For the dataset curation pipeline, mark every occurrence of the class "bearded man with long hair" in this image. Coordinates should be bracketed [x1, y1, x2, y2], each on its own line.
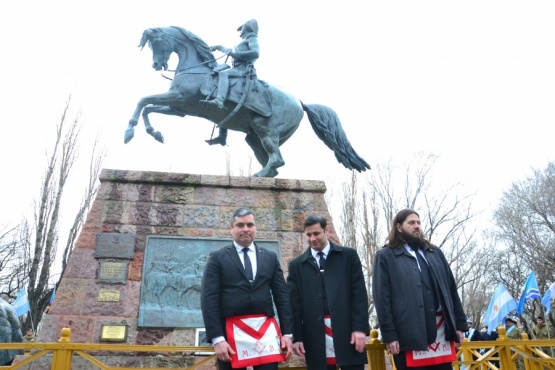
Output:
[372, 209, 467, 370]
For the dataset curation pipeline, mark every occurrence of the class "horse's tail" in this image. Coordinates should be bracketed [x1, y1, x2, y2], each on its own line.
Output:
[301, 102, 371, 172]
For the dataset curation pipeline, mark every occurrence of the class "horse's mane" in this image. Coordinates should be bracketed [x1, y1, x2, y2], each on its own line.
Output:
[169, 26, 216, 67]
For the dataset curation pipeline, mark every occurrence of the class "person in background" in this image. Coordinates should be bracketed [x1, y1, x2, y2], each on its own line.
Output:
[505, 316, 523, 339]
[373, 209, 467, 370]
[464, 318, 482, 361]
[465, 319, 482, 341]
[532, 316, 551, 340]
[22, 329, 35, 356]
[287, 214, 369, 370]
[480, 325, 489, 340]
[22, 329, 35, 342]
[532, 316, 553, 357]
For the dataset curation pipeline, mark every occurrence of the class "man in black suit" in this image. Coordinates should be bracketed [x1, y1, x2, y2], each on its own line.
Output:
[201, 207, 293, 370]
[287, 214, 369, 370]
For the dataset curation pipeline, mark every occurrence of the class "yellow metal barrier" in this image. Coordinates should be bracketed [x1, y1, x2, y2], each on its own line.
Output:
[366, 329, 388, 370]
[0, 327, 552, 370]
[365, 327, 555, 370]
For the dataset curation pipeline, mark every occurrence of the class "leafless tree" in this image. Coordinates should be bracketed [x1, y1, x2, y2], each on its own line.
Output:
[0, 223, 32, 299]
[333, 153, 489, 326]
[1, 96, 105, 332]
[491, 161, 555, 323]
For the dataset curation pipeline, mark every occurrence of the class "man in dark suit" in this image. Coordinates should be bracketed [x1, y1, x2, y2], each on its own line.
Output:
[201, 207, 293, 370]
[287, 214, 369, 370]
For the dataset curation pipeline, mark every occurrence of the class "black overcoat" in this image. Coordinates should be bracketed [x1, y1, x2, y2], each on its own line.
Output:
[287, 243, 369, 368]
[372, 244, 468, 352]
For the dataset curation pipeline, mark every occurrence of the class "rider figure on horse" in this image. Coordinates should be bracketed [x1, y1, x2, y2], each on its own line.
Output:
[201, 19, 260, 146]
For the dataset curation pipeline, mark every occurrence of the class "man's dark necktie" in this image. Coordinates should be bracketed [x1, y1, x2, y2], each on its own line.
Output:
[412, 246, 439, 344]
[242, 247, 254, 281]
[317, 251, 326, 270]
[317, 251, 329, 314]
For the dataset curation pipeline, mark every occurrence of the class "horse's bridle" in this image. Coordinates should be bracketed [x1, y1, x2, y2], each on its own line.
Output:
[153, 29, 228, 81]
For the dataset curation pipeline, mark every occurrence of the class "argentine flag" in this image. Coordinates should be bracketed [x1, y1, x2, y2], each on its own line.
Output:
[516, 271, 541, 314]
[541, 282, 555, 314]
[12, 287, 30, 317]
[484, 284, 517, 334]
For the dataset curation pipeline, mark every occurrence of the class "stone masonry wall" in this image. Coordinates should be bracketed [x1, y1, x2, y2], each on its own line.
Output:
[33, 169, 338, 368]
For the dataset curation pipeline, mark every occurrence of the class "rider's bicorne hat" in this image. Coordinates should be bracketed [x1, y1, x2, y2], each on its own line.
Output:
[238, 19, 258, 35]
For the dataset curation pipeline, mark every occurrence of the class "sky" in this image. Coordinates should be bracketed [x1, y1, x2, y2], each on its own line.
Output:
[1, 1, 554, 230]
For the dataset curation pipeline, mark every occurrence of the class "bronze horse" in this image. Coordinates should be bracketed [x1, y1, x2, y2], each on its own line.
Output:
[125, 26, 370, 177]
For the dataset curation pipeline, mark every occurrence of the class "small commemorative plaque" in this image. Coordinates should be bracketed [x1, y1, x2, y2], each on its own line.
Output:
[97, 260, 129, 284]
[98, 289, 121, 302]
[95, 233, 135, 259]
[100, 325, 128, 342]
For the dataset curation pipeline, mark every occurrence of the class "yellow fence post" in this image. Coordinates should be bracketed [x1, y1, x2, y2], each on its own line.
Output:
[50, 327, 73, 370]
[520, 332, 539, 370]
[366, 329, 387, 370]
[497, 326, 517, 370]
[461, 337, 473, 369]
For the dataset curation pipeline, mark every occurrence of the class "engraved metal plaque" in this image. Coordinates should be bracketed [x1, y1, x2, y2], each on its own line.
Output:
[96, 260, 129, 284]
[95, 233, 135, 259]
[138, 236, 282, 328]
[100, 325, 127, 342]
[98, 289, 121, 302]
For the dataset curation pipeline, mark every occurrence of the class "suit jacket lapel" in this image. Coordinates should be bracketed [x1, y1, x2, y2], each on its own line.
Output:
[300, 247, 319, 272]
[227, 245, 250, 281]
[254, 243, 266, 283]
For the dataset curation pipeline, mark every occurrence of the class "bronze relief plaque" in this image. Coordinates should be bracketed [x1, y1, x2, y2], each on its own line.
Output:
[138, 236, 281, 328]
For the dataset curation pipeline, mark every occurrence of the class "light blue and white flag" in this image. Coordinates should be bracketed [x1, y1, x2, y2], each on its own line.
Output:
[516, 271, 540, 314]
[49, 286, 56, 305]
[541, 282, 555, 314]
[485, 283, 517, 334]
[12, 287, 30, 317]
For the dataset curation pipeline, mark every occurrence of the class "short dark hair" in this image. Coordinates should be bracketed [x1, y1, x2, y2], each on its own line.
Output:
[303, 214, 327, 229]
[230, 208, 255, 225]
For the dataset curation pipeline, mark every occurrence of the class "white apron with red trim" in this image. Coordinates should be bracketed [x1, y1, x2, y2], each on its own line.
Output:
[324, 315, 337, 365]
[225, 314, 285, 369]
[406, 313, 457, 367]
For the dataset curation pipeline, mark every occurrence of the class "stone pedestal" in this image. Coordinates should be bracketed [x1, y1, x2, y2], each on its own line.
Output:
[35, 169, 338, 368]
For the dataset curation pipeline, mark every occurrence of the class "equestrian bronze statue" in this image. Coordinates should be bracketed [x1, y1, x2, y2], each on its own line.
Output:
[124, 24, 370, 178]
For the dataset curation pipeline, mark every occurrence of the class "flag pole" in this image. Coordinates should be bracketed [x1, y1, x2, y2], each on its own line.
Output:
[28, 307, 35, 334]
[540, 306, 554, 357]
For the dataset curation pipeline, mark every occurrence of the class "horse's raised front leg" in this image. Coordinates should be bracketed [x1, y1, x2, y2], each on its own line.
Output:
[142, 105, 186, 143]
[124, 90, 184, 144]
[125, 97, 148, 144]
